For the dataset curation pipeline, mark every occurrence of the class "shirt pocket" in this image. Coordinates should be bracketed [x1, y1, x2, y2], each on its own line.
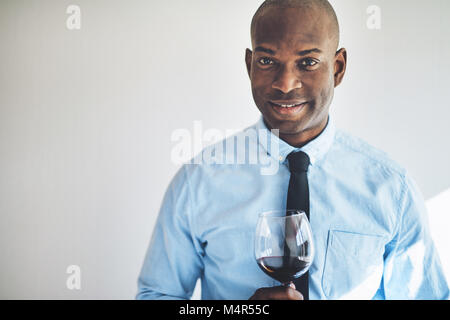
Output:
[322, 230, 385, 299]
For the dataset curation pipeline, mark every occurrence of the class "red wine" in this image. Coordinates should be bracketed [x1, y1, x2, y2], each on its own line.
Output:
[257, 256, 310, 284]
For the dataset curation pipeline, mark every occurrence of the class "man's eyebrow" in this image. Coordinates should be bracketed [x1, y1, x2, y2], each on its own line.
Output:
[297, 48, 323, 55]
[254, 46, 276, 55]
[254, 46, 323, 56]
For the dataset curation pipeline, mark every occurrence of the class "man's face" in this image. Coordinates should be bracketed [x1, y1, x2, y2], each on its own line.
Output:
[246, 6, 346, 145]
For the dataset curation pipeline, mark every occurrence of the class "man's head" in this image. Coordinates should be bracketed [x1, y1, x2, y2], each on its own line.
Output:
[246, 0, 347, 147]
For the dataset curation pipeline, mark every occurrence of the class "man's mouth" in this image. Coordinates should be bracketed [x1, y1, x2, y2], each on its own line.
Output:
[269, 101, 307, 115]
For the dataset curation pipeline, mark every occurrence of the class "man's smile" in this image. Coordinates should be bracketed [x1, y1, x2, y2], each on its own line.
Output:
[269, 101, 308, 116]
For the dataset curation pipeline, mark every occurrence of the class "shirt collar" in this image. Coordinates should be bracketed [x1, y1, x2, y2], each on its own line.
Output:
[254, 115, 336, 166]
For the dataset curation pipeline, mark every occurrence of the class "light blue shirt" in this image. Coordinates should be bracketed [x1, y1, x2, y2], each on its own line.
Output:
[137, 116, 449, 300]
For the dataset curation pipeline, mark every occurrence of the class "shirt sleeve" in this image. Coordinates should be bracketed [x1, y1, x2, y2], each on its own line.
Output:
[381, 173, 449, 299]
[136, 165, 204, 300]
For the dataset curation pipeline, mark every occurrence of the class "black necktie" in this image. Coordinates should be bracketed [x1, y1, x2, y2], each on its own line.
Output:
[286, 151, 310, 300]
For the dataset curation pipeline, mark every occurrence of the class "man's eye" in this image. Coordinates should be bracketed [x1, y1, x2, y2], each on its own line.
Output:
[258, 57, 274, 66]
[300, 58, 318, 67]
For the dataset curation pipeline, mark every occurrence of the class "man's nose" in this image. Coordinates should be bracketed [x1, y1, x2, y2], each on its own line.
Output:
[271, 66, 302, 94]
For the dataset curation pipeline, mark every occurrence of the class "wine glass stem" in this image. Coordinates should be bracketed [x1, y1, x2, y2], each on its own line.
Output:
[283, 281, 294, 288]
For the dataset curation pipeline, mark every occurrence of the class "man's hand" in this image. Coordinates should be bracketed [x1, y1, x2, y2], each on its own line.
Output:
[249, 283, 304, 300]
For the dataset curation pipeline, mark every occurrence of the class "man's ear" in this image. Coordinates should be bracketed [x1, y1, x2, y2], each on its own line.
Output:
[245, 48, 253, 79]
[334, 48, 347, 88]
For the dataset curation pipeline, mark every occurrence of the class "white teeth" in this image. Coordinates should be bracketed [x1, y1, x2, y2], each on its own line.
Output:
[275, 103, 301, 108]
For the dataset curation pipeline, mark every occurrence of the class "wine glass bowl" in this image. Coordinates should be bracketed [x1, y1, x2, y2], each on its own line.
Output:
[255, 210, 314, 286]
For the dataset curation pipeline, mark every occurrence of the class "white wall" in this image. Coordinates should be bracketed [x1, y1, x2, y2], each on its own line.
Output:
[0, 0, 449, 299]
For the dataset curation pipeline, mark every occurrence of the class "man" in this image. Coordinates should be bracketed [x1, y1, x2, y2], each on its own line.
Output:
[136, 0, 449, 300]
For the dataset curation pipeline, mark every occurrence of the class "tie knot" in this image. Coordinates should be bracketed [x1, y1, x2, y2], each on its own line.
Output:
[287, 151, 310, 173]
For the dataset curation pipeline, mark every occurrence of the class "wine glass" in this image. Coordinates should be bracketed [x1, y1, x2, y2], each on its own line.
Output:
[255, 209, 314, 287]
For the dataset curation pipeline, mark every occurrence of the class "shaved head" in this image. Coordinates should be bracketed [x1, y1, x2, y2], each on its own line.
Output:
[251, 0, 340, 51]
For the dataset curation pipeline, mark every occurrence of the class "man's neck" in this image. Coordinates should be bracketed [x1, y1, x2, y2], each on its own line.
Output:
[270, 117, 329, 148]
